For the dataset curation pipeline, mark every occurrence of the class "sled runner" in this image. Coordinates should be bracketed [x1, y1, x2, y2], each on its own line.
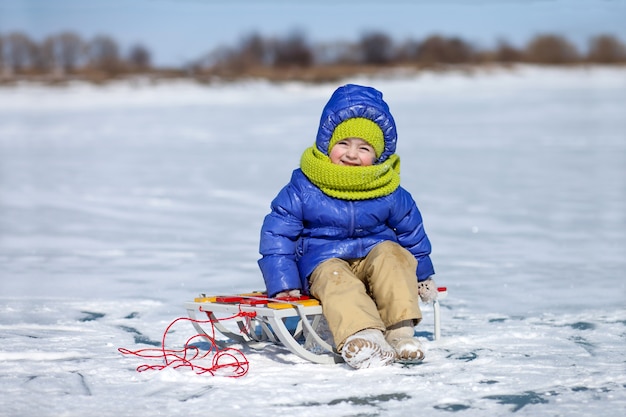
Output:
[184, 287, 448, 365]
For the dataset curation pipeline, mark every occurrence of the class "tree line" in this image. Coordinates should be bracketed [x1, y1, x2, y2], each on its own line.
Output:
[0, 32, 150, 79]
[1, 30, 625, 83]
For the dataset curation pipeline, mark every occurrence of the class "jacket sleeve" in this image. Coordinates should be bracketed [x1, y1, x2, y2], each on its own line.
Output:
[388, 188, 435, 281]
[258, 180, 305, 297]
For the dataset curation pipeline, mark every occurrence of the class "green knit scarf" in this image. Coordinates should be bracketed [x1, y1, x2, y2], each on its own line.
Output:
[300, 146, 401, 200]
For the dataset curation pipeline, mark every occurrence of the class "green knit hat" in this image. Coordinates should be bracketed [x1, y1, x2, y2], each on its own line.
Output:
[329, 117, 385, 158]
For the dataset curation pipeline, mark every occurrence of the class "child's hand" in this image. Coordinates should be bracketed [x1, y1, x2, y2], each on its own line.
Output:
[418, 278, 438, 303]
[274, 289, 302, 298]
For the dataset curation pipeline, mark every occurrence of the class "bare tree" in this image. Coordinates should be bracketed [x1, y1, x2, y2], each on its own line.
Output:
[203, 32, 271, 75]
[493, 39, 523, 63]
[87, 35, 121, 74]
[239, 32, 269, 67]
[315, 41, 360, 65]
[272, 31, 312, 68]
[587, 34, 626, 63]
[0, 35, 4, 72]
[395, 39, 421, 63]
[525, 34, 580, 64]
[359, 32, 394, 65]
[4, 32, 38, 72]
[41, 32, 85, 74]
[205, 46, 239, 73]
[128, 44, 152, 70]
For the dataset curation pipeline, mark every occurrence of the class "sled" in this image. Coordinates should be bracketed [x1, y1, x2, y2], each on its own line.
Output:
[184, 287, 448, 365]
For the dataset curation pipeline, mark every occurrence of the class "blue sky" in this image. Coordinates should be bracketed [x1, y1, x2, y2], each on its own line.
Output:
[1, 0, 625, 67]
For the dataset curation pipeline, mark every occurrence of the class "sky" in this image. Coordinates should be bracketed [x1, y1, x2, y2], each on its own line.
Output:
[1, 0, 625, 67]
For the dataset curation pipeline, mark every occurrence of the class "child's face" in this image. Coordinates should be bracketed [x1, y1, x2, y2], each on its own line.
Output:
[329, 137, 376, 167]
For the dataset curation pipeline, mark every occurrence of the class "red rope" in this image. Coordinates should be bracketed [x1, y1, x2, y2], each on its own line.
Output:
[118, 312, 250, 378]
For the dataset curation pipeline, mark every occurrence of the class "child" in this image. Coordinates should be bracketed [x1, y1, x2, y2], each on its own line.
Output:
[258, 84, 438, 369]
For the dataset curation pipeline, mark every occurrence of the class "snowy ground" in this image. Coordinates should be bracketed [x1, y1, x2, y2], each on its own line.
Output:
[1, 66, 625, 416]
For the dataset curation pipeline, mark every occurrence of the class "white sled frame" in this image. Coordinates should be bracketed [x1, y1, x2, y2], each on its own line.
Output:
[184, 288, 447, 365]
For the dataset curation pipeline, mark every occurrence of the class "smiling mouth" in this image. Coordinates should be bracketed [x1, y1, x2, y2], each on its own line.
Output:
[340, 160, 360, 166]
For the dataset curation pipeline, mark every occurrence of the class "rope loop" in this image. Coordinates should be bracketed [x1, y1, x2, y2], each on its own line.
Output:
[118, 311, 250, 377]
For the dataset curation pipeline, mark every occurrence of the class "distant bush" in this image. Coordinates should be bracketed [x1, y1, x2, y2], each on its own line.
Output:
[587, 34, 626, 63]
[524, 34, 580, 64]
[414, 35, 475, 65]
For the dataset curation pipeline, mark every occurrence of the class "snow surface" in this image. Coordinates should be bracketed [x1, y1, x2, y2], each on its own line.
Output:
[1, 66, 625, 416]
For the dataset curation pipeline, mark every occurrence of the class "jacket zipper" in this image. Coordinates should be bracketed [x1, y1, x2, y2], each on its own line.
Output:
[348, 201, 355, 237]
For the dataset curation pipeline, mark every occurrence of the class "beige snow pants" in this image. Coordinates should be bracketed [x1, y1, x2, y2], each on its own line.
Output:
[309, 240, 422, 351]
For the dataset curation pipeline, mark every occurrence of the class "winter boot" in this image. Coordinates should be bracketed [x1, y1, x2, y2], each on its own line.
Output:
[341, 329, 396, 369]
[385, 320, 425, 362]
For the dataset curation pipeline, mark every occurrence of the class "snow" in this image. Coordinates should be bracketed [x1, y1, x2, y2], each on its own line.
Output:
[1, 66, 625, 416]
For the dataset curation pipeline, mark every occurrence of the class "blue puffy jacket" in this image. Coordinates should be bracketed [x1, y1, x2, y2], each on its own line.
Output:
[258, 84, 434, 297]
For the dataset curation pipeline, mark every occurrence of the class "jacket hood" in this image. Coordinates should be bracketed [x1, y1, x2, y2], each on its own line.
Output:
[315, 84, 397, 164]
